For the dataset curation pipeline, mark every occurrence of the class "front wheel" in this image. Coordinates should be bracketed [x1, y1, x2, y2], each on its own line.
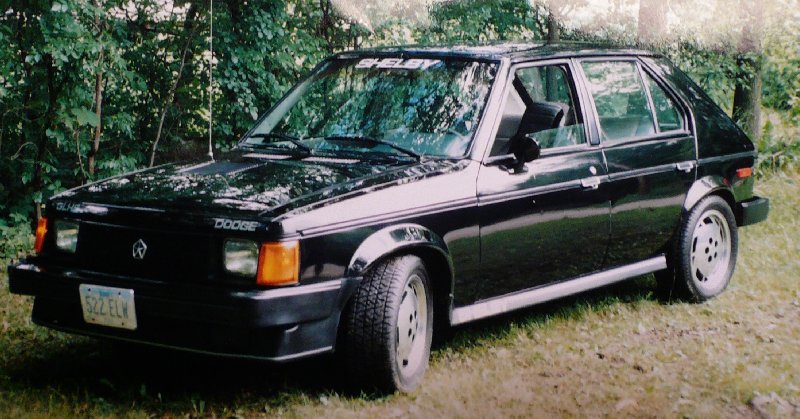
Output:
[658, 195, 738, 302]
[339, 255, 433, 392]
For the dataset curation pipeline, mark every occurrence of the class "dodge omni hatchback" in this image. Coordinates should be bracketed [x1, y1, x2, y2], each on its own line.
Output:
[9, 43, 769, 392]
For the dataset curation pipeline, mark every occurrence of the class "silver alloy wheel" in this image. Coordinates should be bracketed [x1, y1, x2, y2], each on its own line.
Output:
[396, 273, 428, 375]
[689, 209, 732, 293]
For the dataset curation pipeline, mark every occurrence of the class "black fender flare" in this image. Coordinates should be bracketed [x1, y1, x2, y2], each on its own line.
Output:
[683, 175, 735, 212]
[346, 224, 454, 279]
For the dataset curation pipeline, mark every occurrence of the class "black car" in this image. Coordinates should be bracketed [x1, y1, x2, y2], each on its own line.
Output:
[8, 43, 769, 392]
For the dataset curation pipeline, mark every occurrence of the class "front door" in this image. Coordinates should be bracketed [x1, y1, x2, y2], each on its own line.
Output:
[467, 61, 611, 304]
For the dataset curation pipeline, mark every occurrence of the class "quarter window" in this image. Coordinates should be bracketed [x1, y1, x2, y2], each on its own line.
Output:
[644, 73, 685, 132]
[581, 61, 655, 141]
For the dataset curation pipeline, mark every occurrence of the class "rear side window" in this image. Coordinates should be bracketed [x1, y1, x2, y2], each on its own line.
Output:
[581, 61, 655, 141]
[644, 73, 685, 132]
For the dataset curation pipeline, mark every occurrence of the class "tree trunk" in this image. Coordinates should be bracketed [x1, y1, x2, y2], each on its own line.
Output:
[148, 5, 198, 167]
[547, 9, 559, 42]
[319, 0, 334, 53]
[731, 2, 763, 140]
[637, 0, 667, 45]
[87, 47, 104, 176]
[87, 0, 105, 176]
[32, 54, 59, 221]
[732, 56, 762, 140]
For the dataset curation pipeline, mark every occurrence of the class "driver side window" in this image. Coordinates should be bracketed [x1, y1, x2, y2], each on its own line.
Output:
[490, 64, 586, 156]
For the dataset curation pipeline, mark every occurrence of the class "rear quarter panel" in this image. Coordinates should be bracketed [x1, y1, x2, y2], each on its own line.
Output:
[641, 57, 757, 204]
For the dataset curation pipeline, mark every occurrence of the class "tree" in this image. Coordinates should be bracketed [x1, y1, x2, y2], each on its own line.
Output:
[148, 3, 199, 167]
[547, 7, 559, 42]
[0, 0, 797, 237]
[731, 1, 763, 140]
[637, 0, 668, 45]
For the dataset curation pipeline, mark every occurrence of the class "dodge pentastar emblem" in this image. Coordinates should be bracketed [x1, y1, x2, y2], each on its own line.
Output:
[132, 239, 147, 260]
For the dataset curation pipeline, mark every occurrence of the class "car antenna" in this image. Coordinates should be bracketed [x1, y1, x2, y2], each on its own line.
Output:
[207, 0, 215, 161]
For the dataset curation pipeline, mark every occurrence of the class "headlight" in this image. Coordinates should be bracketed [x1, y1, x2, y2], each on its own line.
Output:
[223, 239, 258, 277]
[55, 220, 79, 253]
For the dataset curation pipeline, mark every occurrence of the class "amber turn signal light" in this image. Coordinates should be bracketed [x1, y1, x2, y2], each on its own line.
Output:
[736, 167, 753, 179]
[34, 217, 48, 254]
[256, 241, 300, 286]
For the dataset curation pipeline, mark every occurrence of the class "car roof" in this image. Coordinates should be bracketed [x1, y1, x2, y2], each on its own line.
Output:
[336, 42, 660, 63]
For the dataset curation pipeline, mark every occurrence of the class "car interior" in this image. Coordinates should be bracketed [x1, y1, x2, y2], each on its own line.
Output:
[490, 65, 584, 157]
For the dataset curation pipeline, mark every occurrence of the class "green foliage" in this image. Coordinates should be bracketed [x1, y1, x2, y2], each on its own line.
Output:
[756, 121, 800, 175]
[660, 40, 740, 112]
[0, 219, 33, 263]
[0, 0, 797, 239]
[762, 32, 800, 112]
[417, 0, 547, 44]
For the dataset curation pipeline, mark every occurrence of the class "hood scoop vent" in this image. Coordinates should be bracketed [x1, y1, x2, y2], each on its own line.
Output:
[304, 156, 360, 164]
[178, 161, 266, 176]
[242, 153, 292, 160]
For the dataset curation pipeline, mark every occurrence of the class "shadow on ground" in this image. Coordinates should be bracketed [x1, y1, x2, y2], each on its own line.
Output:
[2, 275, 657, 411]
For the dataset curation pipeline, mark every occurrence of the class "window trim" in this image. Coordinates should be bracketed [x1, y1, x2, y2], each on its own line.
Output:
[636, 61, 661, 133]
[481, 58, 592, 163]
[240, 55, 504, 160]
[638, 60, 691, 134]
[577, 57, 660, 144]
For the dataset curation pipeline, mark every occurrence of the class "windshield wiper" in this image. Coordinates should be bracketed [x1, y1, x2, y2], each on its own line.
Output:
[243, 132, 313, 156]
[322, 135, 421, 161]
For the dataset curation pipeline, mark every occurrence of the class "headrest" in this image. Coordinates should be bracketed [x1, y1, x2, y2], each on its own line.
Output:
[517, 102, 569, 136]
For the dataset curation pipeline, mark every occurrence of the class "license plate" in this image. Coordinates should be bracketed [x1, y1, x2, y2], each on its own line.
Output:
[79, 284, 137, 330]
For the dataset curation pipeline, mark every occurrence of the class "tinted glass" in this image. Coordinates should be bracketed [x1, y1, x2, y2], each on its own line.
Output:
[582, 61, 655, 141]
[490, 64, 584, 155]
[516, 65, 584, 149]
[249, 58, 497, 157]
[644, 73, 684, 132]
[517, 66, 572, 104]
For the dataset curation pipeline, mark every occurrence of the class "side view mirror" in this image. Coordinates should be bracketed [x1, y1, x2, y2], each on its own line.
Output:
[508, 134, 541, 174]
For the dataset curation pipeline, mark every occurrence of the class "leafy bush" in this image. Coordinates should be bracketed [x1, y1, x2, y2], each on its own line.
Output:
[756, 121, 800, 176]
[0, 218, 33, 265]
[0, 0, 797, 232]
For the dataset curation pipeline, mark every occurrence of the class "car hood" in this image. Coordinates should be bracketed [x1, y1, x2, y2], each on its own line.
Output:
[52, 151, 466, 219]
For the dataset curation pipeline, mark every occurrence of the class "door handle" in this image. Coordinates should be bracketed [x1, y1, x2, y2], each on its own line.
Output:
[581, 176, 601, 190]
[675, 161, 695, 173]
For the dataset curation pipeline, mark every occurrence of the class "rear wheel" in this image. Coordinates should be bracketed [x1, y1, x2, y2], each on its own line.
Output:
[658, 195, 738, 302]
[339, 255, 433, 392]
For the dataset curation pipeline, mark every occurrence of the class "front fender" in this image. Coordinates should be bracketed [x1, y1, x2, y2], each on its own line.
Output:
[346, 224, 453, 277]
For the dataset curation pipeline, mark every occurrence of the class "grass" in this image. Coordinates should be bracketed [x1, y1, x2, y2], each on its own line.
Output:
[1, 172, 799, 418]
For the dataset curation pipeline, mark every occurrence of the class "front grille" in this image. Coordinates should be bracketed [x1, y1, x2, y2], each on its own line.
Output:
[75, 222, 211, 281]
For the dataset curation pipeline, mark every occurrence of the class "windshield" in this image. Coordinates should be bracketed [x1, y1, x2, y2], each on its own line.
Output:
[243, 57, 498, 158]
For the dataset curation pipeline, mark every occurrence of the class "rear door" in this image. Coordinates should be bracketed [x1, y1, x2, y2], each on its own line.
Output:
[469, 60, 610, 303]
[577, 57, 696, 267]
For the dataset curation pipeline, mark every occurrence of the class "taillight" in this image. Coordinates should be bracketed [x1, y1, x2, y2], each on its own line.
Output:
[736, 167, 753, 179]
[34, 217, 48, 254]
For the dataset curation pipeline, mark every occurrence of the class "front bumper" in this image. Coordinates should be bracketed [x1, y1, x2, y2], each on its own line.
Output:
[8, 261, 359, 361]
[737, 196, 770, 227]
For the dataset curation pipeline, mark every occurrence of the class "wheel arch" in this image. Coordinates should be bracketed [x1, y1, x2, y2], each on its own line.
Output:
[346, 224, 455, 323]
[683, 175, 736, 214]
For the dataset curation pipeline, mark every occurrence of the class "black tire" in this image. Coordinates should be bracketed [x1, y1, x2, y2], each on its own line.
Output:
[338, 255, 433, 393]
[657, 195, 738, 302]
